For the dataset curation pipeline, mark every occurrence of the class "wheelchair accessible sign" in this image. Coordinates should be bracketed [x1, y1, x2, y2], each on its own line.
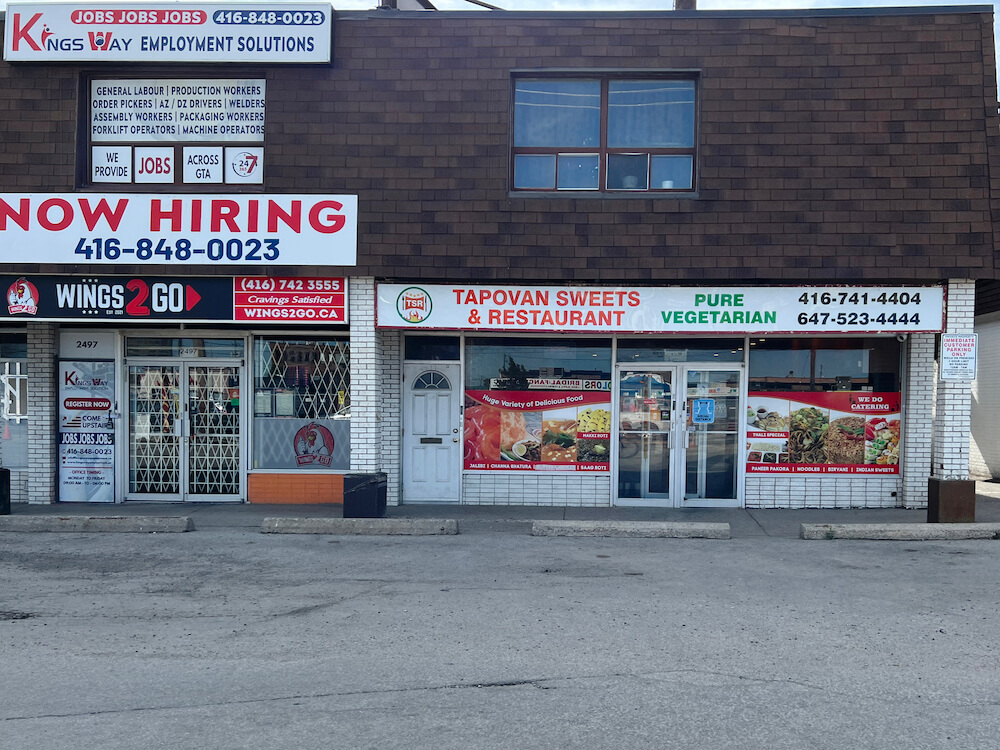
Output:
[691, 399, 716, 424]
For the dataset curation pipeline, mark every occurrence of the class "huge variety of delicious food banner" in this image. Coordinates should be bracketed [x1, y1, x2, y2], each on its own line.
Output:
[745, 391, 901, 474]
[464, 390, 612, 472]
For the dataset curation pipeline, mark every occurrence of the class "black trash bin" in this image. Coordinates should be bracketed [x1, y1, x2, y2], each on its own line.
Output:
[343, 472, 387, 518]
[0, 467, 10, 515]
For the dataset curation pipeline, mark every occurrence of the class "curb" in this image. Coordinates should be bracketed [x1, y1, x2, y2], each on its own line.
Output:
[0, 516, 194, 533]
[531, 520, 731, 539]
[800, 523, 1000, 540]
[260, 517, 459, 535]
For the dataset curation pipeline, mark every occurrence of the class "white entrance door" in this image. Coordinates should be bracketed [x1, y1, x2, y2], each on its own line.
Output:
[615, 365, 743, 508]
[126, 361, 243, 502]
[402, 362, 461, 503]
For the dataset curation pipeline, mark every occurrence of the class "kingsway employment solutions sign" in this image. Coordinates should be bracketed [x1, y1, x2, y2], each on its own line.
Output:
[3, 3, 332, 63]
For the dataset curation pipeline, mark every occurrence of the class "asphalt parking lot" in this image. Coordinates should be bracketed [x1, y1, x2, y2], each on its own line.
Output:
[3, 495, 1000, 750]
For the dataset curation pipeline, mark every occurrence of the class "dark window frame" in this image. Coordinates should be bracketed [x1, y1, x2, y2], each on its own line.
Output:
[510, 73, 699, 194]
[79, 71, 268, 193]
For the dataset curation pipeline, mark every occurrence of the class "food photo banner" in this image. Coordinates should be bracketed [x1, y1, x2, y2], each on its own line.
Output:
[377, 285, 944, 335]
[4, 3, 331, 63]
[464, 391, 612, 472]
[745, 391, 901, 475]
[0, 194, 358, 266]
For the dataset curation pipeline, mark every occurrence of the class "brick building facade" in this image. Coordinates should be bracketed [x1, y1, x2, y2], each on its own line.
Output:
[0, 5, 996, 509]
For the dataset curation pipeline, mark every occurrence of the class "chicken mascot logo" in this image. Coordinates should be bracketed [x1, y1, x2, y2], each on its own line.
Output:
[293, 422, 334, 467]
[7, 278, 38, 316]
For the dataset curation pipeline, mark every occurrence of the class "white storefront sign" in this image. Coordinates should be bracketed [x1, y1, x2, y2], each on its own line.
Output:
[377, 284, 945, 335]
[92, 146, 132, 183]
[91, 79, 265, 143]
[940, 333, 978, 380]
[182, 147, 223, 183]
[0, 193, 359, 266]
[134, 147, 175, 184]
[4, 4, 331, 63]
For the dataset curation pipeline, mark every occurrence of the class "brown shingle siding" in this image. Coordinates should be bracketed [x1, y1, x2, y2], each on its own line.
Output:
[0, 10, 997, 282]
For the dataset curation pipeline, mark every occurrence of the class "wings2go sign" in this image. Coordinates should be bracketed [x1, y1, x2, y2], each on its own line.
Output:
[3, 3, 332, 63]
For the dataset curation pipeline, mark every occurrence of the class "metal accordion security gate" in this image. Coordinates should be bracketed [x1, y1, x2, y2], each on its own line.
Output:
[125, 343, 244, 502]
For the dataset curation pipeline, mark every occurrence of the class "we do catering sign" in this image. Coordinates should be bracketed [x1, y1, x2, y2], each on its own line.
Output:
[377, 284, 945, 335]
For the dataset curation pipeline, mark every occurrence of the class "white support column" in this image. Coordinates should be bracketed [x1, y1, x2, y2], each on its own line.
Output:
[349, 277, 380, 473]
[901, 333, 935, 507]
[379, 329, 402, 505]
[932, 279, 975, 480]
[26, 322, 57, 504]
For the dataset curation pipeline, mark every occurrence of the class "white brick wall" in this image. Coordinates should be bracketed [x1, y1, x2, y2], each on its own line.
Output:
[349, 278, 380, 474]
[745, 476, 901, 509]
[901, 333, 936, 507]
[932, 279, 974, 481]
[463, 473, 611, 507]
[26, 323, 57, 504]
[971, 311, 1000, 478]
[380, 329, 402, 505]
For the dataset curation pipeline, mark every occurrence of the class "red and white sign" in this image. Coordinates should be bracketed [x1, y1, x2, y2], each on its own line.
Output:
[745, 391, 901, 475]
[377, 284, 944, 335]
[4, 4, 331, 63]
[6, 278, 38, 315]
[293, 422, 335, 467]
[464, 390, 612, 473]
[0, 194, 358, 266]
[234, 277, 347, 323]
[940, 333, 978, 381]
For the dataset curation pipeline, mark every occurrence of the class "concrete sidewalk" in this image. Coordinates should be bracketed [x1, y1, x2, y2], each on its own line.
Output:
[4, 481, 1000, 537]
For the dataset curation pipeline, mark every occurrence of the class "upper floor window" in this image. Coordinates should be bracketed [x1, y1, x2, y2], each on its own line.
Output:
[512, 76, 696, 193]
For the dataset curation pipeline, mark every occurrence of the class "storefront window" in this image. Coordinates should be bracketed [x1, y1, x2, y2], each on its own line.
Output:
[0, 332, 28, 469]
[746, 338, 902, 476]
[405, 335, 460, 361]
[464, 338, 613, 472]
[617, 338, 744, 363]
[748, 337, 900, 392]
[252, 338, 350, 470]
[126, 338, 245, 359]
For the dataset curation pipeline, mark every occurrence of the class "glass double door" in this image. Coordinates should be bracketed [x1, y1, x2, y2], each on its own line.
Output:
[127, 362, 243, 501]
[616, 366, 742, 507]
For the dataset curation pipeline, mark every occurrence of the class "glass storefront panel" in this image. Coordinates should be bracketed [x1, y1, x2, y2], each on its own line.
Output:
[0, 332, 28, 470]
[464, 337, 612, 472]
[252, 338, 351, 470]
[747, 338, 902, 475]
[126, 337, 245, 359]
[617, 337, 744, 363]
[748, 337, 900, 392]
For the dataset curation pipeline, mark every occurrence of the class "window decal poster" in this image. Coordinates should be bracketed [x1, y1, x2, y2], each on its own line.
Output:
[59, 360, 116, 502]
[464, 390, 612, 472]
[745, 391, 901, 474]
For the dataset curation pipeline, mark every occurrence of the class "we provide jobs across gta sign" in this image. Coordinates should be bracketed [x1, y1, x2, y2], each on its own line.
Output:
[3, 3, 332, 63]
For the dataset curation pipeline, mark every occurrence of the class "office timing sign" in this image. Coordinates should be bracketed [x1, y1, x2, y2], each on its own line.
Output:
[3, 3, 332, 63]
